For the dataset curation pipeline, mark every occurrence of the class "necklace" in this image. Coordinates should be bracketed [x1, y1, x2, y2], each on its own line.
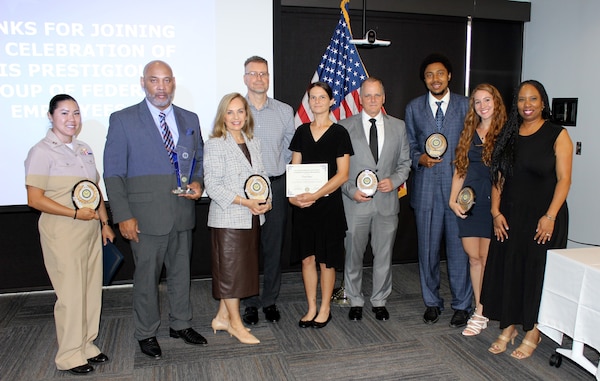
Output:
[476, 126, 488, 143]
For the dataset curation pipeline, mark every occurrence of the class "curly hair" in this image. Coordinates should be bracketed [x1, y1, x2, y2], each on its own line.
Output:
[454, 84, 507, 177]
[419, 53, 452, 80]
[490, 80, 552, 187]
[211, 93, 255, 140]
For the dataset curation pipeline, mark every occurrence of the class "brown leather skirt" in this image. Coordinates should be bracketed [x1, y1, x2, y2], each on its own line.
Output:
[210, 216, 259, 299]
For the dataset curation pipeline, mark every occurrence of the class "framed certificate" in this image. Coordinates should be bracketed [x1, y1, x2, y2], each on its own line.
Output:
[286, 163, 328, 197]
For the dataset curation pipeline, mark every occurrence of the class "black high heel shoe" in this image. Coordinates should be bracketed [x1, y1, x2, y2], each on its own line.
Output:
[312, 313, 332, 329]
[299, 314, 317, 328]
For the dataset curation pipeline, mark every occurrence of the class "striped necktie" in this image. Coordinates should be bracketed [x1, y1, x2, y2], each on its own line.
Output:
[159, 112, 175, 164]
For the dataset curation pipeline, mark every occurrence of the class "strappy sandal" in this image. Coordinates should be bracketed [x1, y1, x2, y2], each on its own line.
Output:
[462, 312, 489, 336]
[511, 337, 542, 360]
[488, 329, 518, 354]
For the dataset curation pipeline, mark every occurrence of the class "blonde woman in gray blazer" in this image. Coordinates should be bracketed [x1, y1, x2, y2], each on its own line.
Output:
[204, 93, 271, 345]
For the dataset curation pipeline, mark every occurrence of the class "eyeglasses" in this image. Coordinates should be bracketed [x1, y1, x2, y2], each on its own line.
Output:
[245, 71, 269, 78]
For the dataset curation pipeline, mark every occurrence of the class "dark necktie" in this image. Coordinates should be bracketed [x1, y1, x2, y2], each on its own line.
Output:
[435, 101, 444, 130]
[369, 118, 378, 163]
[159, 112, 175, 164]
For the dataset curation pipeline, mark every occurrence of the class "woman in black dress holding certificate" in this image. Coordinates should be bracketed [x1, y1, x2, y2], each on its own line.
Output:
[289, 81, 353, 328]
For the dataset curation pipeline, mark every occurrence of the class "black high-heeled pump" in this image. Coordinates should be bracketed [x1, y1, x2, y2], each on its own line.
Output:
[312, 313, 332, 329]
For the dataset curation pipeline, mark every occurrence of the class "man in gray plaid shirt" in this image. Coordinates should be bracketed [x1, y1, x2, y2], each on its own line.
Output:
[242, 55, 295, 325]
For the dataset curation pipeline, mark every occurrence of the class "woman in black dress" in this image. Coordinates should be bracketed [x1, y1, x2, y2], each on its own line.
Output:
[289, 82, 353, 328]
[449, 84, 506, 336]
[481, 80, 573, 359]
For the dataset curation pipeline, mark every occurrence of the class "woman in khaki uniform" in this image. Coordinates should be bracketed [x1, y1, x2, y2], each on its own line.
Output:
[24, 94, 115, 375]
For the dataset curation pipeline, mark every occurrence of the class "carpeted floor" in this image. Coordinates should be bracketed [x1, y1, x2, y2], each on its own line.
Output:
[0, 263, 597, 380]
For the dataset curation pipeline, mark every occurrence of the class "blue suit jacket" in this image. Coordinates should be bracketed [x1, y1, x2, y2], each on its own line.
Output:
[103, 100, 204, 235]
[405, 92, 469, 211]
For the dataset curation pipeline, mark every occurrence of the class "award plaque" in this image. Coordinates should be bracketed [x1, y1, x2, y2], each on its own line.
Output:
[244, 175, 270, 203]
[356, 169, 379, 197]
[457, 186, 476, 213]
[172, 146, 197, 195]
[72, 180, 101, 210]
[425, 133, 448, 159]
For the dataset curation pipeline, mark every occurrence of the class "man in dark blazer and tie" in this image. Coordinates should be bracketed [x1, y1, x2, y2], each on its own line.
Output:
[405, 54, 473, 327]
[104, 60, 207, 359]
[340, 77, 411, 321]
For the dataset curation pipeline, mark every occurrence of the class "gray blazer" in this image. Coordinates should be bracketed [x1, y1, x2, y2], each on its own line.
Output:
[103, 100, 204, 235]
[204, 131, 269, 229]
[340, 113, 411, 216]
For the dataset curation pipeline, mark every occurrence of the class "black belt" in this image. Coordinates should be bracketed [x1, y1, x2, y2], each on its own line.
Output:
[269, 174, 285, 182]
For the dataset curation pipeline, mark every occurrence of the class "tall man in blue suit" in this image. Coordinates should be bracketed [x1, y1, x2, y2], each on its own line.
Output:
[104, 60, 207, 359]
[340, 77, 411, 321]
[405, 54, 473, 327]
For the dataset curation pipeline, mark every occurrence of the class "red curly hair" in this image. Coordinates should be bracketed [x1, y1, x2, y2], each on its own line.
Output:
[454, 83, 507, 177]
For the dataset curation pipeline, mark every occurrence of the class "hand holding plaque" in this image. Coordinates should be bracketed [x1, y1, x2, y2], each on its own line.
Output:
[457, 186, 476, 213]
[172, 146, 197, 195]
[356, 169, 378, 197]
[244, 175, 270, 204]
[72, 180, 101, 210]
[425, 133, 448, 159]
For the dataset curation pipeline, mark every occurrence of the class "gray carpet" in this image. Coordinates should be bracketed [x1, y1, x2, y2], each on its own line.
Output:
[0, 263, 597, 380]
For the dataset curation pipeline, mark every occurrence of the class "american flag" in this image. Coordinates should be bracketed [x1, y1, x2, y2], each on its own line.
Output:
[294, 0, 368, 126]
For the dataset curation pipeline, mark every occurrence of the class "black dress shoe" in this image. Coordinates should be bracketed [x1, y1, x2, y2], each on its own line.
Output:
[423, 306, 441, 324]
[68, 364, 94, 375]
[348, 306, 363, 321]
[243, 307, 259, 325]
[312, 313, 332, 329]
[170, 327, 208, 345]
[372, 306, 390, 321]
[449, 309, 470, 328]
[263, 305, 281, 322]
[138, 337, 162, 359]
[87, 353, 109, 364]
[298, 316, 315, 328]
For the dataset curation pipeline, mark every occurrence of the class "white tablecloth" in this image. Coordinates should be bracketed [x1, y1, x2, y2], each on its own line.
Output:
[538, 248, 600, 378]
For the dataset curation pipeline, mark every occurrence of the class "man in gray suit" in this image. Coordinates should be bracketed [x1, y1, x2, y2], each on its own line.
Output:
[104, 60, 207, 359]
[405, 53, 473, 327]
[340, 77, 411, 321]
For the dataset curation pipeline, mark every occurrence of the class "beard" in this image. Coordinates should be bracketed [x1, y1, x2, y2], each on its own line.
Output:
[144, 89, 174, 108]
[429, 86, 448, 97]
